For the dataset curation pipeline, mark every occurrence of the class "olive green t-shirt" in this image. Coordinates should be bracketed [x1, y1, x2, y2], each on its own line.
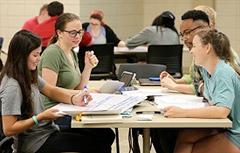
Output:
[38, 44, 81, 109]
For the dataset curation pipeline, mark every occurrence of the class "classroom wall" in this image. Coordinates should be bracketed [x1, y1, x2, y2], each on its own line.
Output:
[0, 0, 80, 49]
[0, 0, 239, 73]
[79, 0, 144, 42]
[215, 0, 240, 53]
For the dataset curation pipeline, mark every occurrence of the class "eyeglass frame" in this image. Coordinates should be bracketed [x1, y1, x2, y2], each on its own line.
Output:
[63, 29, 84, 38]
[179, 25, 204, 38]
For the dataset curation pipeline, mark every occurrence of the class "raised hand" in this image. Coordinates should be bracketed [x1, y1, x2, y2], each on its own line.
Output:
[84, 51, 99, 69]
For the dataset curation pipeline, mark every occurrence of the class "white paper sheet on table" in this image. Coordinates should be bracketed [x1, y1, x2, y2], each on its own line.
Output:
[155, 94, 209, 109]
[53, 93, 145, 115]
[121, 88, 169, 98]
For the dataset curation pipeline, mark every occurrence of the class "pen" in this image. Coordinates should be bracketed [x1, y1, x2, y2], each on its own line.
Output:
[83, 85, 88, 105]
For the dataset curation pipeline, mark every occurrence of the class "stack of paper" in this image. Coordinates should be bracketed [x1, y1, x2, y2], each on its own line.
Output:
[53, 93, 145, 115]
[155, 94, 209, 109]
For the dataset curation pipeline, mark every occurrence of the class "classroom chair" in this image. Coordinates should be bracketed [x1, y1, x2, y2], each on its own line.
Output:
[147, 44, 183, 78]
[1, 107, 14, 153]
[78, 43, 117, 80]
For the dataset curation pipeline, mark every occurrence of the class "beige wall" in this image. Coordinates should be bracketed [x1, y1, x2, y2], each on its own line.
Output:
[80, 0, 144, 42]
[0, 0, 80, 49]
[0, 0, 239, 72]
[215, 0, 240, 54]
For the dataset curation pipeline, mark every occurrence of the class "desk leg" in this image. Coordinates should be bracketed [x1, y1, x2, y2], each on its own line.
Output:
[143, 128, 150, 153]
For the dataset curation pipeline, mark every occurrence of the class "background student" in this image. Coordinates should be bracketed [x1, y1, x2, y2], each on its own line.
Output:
[126, 11, 180, 48]
[22, 4, 49, 31]
[1, 30, 114, 153]
[82, 9, 125, 47]
[32, 1, 64, 51]
[164, 29, 240, 153]
[125, 10, 180, 62]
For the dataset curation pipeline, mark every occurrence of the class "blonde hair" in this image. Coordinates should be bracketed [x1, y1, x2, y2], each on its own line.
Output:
[197, 29, 240, 75]
[194, 5, 216, 28]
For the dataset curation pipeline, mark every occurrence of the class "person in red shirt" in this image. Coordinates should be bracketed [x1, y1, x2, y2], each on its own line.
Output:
[33, 1, 64, 51]
[22, 4, 49, 32]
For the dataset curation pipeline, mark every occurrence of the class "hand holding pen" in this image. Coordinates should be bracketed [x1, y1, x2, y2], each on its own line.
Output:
[71, 87, 92, 106]
[83, 86, 88, 105]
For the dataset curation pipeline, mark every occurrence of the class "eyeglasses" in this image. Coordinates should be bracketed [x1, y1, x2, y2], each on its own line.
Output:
[63, 29, 84, 38]
[179, 26, 203, 38]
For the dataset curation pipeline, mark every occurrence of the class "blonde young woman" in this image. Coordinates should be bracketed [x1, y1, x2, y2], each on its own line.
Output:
[163, 29, 240, 153]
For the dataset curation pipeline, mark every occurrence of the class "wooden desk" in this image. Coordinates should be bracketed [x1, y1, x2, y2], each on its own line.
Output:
[71, 101, 232, 153]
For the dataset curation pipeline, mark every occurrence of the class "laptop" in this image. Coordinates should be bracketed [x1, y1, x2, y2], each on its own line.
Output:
[138, 78, 161, 86]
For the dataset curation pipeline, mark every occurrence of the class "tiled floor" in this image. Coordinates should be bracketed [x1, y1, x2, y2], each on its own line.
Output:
[112, 128, 156, 153]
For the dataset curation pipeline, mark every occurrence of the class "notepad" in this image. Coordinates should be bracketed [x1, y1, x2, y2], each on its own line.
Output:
[155, 94, 209, 109]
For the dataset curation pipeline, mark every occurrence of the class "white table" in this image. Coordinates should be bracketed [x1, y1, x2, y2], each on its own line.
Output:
[72, 101, 231, 153]
[114, 46, 147, 54]
[71, 82, 232, 153]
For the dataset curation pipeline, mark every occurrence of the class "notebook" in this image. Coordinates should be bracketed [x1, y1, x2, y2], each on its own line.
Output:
[138, 78, 161, 86]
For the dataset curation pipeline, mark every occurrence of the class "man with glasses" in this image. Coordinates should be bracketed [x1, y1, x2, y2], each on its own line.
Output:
[152, 10, 210, 153]
[160, 10, 210, 95]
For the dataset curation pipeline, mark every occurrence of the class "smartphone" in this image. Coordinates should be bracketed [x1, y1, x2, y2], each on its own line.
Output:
[120, 71, 136, 86]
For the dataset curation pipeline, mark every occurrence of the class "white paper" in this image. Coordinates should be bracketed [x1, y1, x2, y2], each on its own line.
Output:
[155, 94, 209, 109]
[114, 46, 147, 53]
[121, 88, 168, 98]
[53, 93, 145, 115]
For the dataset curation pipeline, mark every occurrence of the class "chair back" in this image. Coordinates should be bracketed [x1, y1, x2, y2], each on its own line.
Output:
[78, 43, 116, 80]
[118, 63, 166, 80]
[0, 37, 4, 71]
[0, 37, 3, 50]
[0, 102, 13, 153]
[147, 44, 183, 77]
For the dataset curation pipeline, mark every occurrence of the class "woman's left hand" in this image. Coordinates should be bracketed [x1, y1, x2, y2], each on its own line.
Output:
[160, 76, 177, 90]
[84, 51, 99, 69]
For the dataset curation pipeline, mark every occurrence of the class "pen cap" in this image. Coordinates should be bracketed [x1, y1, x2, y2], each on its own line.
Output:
[83, 85, 88, 92]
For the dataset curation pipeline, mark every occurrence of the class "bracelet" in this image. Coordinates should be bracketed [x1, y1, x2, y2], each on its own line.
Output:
[70, 94, 75, 105]
[32, 115, 39, 125]
[198, 82, 204, 94]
